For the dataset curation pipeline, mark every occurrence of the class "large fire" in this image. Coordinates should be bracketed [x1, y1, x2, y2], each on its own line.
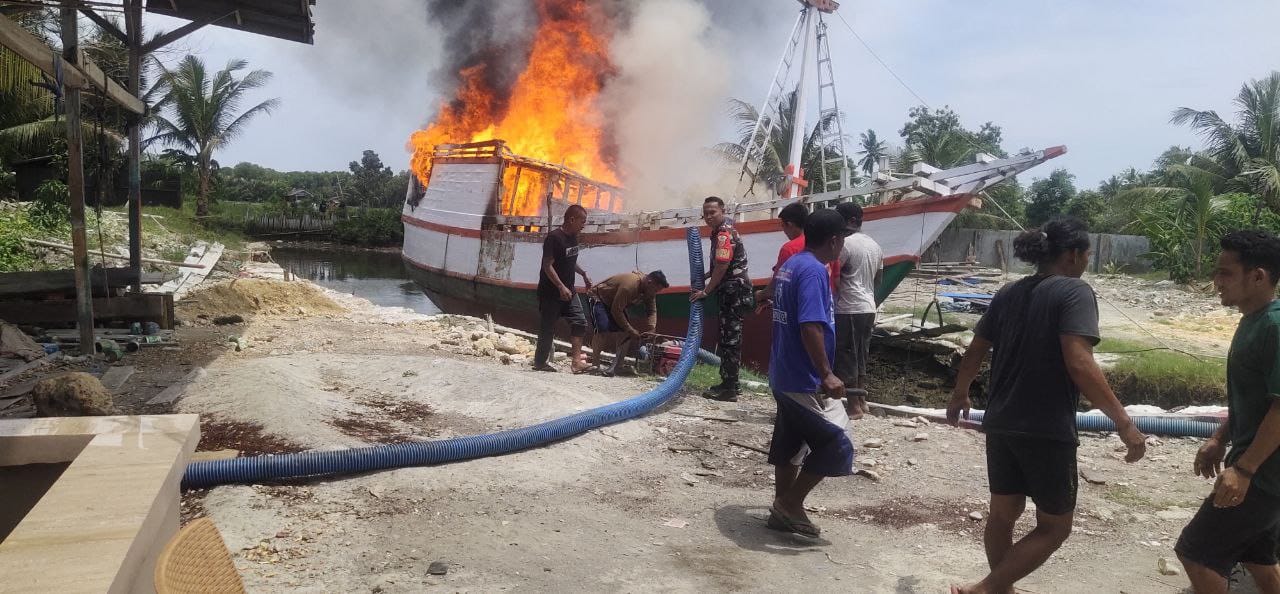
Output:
[409, 0, 621, 215]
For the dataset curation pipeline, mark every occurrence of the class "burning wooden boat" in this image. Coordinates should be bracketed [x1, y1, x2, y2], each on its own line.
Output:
[401, 139, 1064, 367]
[401, 0, 1064, 366]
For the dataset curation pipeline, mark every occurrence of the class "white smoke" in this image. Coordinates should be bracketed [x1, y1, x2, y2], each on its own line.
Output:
[602, 0, 735, 210]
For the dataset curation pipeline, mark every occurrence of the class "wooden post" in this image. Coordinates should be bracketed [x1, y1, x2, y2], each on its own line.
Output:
[62, 4, 95, 350]
[126, 0, 143, 291]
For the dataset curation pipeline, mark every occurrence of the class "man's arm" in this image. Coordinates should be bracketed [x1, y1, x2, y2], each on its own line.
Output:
[947, 336, 991, 425]
[801, 322, 844, 400]
[1195, 420, 1231, 479]
[1213, 401, 1280, 507]
[575, 263, 592, 290]
[1061, 334, 1146, 462]
[543, 255, 571, 300]
[644, 293, 657, 334]
[611, 284, 640, 336]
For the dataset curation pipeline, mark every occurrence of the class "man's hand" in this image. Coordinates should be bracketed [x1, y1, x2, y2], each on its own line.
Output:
[582, 276, 593, 291]
[628, 329, 643, 339]
[820, 372, 845, 401]
[946, 389, 971, 426]
[1212, 467, 1252, 508]
[558, 286, 573, 302]
[1118, 424, 1147, 463]
[689, 289, 707, 302]
[1194, 438, 1227, 479]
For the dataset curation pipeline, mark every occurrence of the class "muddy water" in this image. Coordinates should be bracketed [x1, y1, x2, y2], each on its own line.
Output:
[269, 246, 441, 315]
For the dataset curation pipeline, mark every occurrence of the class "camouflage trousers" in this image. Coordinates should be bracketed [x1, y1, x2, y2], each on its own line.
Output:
[715, 279, 753, 387]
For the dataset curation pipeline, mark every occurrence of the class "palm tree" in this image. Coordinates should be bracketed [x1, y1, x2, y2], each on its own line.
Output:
[148, 56, 278, 216]
[1172, 71, 1280, 221]
[1118, 160, 1230, 279]
[857, 129, 888, 176]
[714, 91, 849, 196]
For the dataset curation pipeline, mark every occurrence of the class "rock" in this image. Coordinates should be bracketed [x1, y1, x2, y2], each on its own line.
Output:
[427, 561, 449, 576]
[968, 511, 984, 521]
[212, 314, 245, 325]
[499, 354, 513, 365]
[911, 433, 929, 442]
[472, 338, 496, 356]
[1157, 557, 1181, 576]
[859, 458, 878, 468]
[854, 469, 881, 481]
[907, 458, 919, 466]
[679, 472, 700, 486]
[32, 372, 115, 416]
[862, 438, 884, 449]
[911, 416, 932, 426]
[495, 335, 526, 355]
[893, 420, 920, 429]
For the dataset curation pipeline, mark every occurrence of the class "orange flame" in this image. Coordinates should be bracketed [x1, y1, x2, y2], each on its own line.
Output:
[409, 0, 620, 215]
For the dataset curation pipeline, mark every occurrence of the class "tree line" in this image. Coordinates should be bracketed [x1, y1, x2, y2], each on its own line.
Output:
[718, 71, 1280, 282]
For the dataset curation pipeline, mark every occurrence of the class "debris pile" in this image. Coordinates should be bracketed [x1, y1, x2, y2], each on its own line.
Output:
[426, 317, 538, 365]
[32, 372, 115, 416]
[177, 279, 344, 323]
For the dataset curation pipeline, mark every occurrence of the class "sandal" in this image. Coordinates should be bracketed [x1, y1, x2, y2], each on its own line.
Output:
[766, 506, 821, 537]
[532, 364, 558, 373]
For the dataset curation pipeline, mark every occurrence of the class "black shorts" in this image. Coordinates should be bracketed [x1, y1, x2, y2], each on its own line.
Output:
[1175, 486, 1280, 577]
[985, 432, 1078, 515]
[835, 313, 876, 384]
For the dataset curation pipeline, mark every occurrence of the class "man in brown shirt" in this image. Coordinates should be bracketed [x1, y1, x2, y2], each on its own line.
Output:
[587, 270, 669, 376]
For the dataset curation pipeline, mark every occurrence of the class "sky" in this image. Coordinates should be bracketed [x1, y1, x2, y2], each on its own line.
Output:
[145, 0, 1280, 189]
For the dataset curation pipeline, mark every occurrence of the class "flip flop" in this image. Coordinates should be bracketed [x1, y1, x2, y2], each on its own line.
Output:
[766, 506, 821, 537]
[572, 364, 599, 375]
[532, 364, 558, 373]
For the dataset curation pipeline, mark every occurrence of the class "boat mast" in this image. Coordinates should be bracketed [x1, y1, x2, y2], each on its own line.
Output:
[782, 5, 816, 199]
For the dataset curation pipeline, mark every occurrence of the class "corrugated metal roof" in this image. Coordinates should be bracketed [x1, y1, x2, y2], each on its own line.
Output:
[145, 0, 315, 45]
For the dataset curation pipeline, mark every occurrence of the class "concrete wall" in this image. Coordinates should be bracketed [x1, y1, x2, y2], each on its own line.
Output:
[925, 227, 1152, 273]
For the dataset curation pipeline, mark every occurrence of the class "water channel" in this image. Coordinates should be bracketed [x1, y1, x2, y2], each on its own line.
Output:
[269, 246, 441, 315]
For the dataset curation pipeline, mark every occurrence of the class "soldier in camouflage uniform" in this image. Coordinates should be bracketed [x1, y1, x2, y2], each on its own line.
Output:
[690, 196, 752, 402]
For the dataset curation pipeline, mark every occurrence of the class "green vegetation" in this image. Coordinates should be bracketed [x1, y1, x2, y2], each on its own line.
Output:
[331, 209, 404, 247]
[149, 56, 279, 217]
[1096, 338, 1226, 408]
[682, 363, 766, 396]
[1103, 484, 1195, 510]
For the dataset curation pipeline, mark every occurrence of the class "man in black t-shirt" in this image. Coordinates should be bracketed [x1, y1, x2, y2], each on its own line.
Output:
[947, 217, 1145, 594]
[533, 204, 592, 373]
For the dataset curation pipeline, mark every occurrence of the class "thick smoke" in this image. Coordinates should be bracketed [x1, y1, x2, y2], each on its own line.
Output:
[423, 1, 537, 118]
[600, 0, 732, 209]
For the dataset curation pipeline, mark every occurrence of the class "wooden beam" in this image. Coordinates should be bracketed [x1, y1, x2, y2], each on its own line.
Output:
[0, 293, 175, 329]
[141, 16, 219, 54]
[79, 8, 127, 44]
[0, 14, 144, 115]
[62, 7, 96, 351]
[126, 0, 143, 291]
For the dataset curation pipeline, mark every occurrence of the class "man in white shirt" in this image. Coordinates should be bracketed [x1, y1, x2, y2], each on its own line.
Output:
[834, 202, 882, 416]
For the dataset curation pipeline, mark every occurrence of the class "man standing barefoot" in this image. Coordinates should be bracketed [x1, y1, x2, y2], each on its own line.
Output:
[947, 217, 1146, 593]
[766, 209, 857, 537]
[1177, 230, 1280, 594]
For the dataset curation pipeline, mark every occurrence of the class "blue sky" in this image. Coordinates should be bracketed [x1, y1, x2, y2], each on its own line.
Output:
[148, 0, 1280, 189]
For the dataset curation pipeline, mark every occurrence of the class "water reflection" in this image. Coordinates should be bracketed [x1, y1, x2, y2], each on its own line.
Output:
[270, 247, 441, 315]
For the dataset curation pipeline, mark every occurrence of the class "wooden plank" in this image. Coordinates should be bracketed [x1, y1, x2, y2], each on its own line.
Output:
[0, 268, 171, 297]
[23, 238, 204, 268]
[0, 14, 144, 114]
[0, 354, 57, 386]
[146, 368, 205, 405]
[0, 294, 174, 329]
[0, 415, 199, 593]
[99, 365, 135, 392]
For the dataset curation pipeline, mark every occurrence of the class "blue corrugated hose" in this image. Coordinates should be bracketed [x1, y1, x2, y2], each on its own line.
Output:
[963, 410, 1222, 438]
[183, 227, 707, 489]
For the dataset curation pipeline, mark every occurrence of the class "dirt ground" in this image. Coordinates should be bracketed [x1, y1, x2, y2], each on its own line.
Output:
[137, 279, 1256, 594]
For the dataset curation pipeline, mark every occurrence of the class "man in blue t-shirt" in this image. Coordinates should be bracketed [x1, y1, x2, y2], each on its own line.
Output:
[765, 208, 856, 538]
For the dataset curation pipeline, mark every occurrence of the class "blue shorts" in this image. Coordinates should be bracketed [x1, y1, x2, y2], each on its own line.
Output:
[767, 390, 855, 477]
[590, 299, 623, 333]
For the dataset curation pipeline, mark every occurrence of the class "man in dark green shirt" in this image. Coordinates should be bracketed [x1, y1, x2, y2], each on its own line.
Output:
[1177, 230, 1280, 593]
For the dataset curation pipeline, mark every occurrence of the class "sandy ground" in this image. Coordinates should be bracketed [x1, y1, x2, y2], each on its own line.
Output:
[160, 281, 1263, 594]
